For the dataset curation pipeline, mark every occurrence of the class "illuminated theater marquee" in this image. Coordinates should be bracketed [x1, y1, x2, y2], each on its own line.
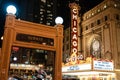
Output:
[71, 7, 78, 54]
[67, 3, 82, 63]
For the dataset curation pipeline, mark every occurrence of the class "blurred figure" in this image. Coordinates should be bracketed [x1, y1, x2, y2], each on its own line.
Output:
[13, 76, 23, 80]
[36, 68, 47, 80]
[8, 75, 23, 80]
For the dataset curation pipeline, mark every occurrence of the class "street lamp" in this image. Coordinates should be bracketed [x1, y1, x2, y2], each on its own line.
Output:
[1, 5, 17, 40]
[6, 5, 17, 15]
[55, 16, 63, 25]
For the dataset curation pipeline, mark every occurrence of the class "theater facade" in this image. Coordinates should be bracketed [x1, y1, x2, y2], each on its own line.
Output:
[63, 0, 120, 80]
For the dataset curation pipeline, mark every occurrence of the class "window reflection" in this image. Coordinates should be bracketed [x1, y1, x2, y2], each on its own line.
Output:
[9, 46, 55, 80]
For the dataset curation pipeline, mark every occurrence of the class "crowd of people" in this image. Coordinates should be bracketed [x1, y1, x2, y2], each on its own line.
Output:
[8, 67, 52, 80]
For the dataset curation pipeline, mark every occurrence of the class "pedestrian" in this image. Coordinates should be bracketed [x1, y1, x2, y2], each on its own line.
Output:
[36, 68, 47, 80]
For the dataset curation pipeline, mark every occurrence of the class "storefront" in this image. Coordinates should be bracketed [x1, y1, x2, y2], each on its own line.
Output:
[62, 57, 116, 80]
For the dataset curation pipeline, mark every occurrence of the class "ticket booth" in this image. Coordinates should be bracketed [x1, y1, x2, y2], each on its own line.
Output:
[0, 14, 63, 80]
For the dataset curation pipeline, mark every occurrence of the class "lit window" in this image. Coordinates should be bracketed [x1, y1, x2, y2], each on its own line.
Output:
[114, 4, 117, 7]
[40, 18, 43, 20]
[40, 12, 43, 14]
[103, 4, 107, 9]
[92, 13, 94, 16]
[97, 9, 100, 12]
[41, 0, 46, 3]
[47, 10, 51, 13]
[40, 9, 44, 11]
[47, 4, 51, 7]
[46, 23, 50, 25]
[48, 14, 52, 16]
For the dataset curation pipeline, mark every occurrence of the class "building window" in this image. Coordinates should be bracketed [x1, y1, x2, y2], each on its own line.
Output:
[91, 23, 94, 28]
[97, 19, 101, 25]
[86, 26, 88, 30]
[104, 16, 108, 21]
[115, 14, 119, 20]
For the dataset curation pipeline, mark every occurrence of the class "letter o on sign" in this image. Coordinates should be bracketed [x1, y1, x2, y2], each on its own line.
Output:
[72, 48, 77, 53]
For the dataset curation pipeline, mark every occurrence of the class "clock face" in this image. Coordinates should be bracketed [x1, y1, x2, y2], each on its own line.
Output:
[92, 40, 100, 51]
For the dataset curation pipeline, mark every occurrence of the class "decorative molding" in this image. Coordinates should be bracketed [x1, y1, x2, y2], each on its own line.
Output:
[104, 51, 112, 60]
[103, 23, 109, 29]
[116, 22, 120, 28]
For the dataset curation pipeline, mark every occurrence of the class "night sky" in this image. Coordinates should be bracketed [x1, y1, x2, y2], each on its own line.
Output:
[79, 0, 104, 13]
[58, 0, 104, 28]
[0, 0, 104, 46]
[59, 0, 104, 14]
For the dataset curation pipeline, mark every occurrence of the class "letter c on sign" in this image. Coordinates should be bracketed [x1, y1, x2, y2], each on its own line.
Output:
[73, 9, 77, 14]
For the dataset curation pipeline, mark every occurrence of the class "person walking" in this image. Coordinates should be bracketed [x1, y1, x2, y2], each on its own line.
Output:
[36, 68, 47, 80]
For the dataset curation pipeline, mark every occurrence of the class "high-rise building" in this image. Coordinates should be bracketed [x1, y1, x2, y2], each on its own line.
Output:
[18, 0, 58, 26]
[0, 0, 59, 26]
[0, 0, 62, 47]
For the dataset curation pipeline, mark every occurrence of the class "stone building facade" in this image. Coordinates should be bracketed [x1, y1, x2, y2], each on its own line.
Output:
[63, 0, 120, 79]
